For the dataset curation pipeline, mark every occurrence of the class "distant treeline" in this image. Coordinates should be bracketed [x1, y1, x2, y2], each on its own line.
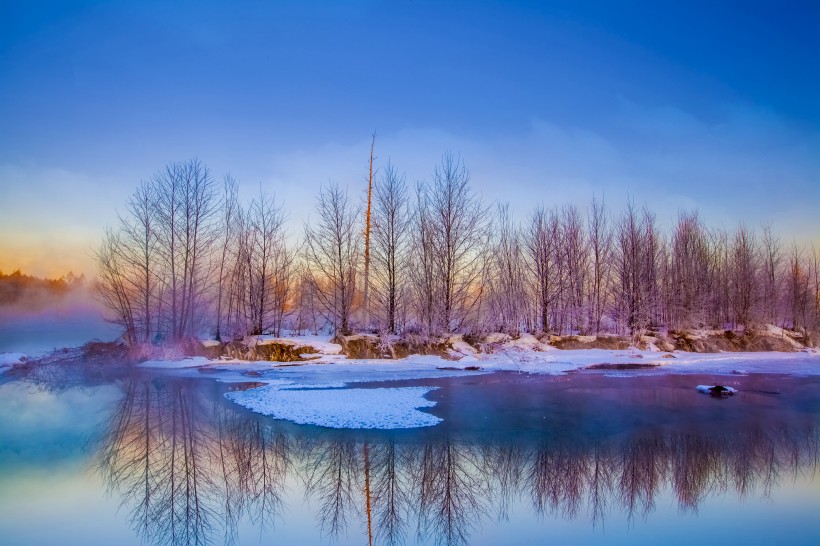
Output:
[0, 270, 86, 306]
[96, 157, 820, 345]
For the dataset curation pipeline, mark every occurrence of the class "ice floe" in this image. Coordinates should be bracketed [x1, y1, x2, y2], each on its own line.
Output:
[226, 384, 441, 429]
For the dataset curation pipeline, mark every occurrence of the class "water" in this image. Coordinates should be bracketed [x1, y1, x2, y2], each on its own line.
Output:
[1, 364, 819, 545]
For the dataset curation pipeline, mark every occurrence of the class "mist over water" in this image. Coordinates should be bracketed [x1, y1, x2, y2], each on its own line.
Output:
[0, 283, 118, 355]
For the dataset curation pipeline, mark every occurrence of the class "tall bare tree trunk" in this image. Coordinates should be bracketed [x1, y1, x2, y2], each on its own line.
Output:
[363, 134, 375, 331]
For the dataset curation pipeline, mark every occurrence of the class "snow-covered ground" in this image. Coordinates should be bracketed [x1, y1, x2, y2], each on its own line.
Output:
[130, 334, 820, 431]
[245, 334, 343, 354]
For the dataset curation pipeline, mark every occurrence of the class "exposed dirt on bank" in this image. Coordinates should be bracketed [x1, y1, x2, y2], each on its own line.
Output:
[16, 324, 813, 367]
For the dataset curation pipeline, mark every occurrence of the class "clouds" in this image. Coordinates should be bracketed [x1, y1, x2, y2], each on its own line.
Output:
[260, 101, 819, 241]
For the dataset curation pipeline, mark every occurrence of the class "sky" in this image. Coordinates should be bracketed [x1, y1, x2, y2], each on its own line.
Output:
[1, 0, 818, 278]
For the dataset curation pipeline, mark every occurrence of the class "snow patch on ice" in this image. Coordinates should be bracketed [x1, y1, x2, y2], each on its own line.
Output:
[226, 384, 441, 429]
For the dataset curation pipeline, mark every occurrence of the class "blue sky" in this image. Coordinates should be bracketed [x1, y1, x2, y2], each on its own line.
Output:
[1, 0, 818, 276]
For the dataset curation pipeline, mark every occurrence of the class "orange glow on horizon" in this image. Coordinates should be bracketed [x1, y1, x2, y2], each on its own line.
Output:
[0, 236, 97, 279]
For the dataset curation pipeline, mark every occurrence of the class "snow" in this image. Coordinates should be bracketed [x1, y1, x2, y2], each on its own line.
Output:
[500, 333, 552, 352]
[198, 339, 221, 348]
[0, 352, 26, 374]
[759, 324, 805, 349]
[227, 384, 441, 429]
[246, 334, 343, 355]
[641, 336, 661, 352]
[450, 338, 477, 355]
[448, 336, 479, 361]
[484, 332, 512, 344]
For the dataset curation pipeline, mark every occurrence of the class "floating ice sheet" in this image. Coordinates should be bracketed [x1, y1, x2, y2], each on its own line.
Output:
[226, 384, 442, 429]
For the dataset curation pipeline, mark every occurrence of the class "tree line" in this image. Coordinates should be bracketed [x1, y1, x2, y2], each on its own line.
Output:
[0, 270, 86, 307]
[96, 156, 820, 345]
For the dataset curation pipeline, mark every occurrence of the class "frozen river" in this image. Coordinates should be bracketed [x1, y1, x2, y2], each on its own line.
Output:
[1, 362, 819, 545]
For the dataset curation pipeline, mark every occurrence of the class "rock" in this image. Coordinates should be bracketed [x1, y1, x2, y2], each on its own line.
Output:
[696, 385, 737, 397]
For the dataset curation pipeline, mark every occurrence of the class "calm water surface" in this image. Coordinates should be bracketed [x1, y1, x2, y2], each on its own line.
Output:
[1, 363, 819, 546]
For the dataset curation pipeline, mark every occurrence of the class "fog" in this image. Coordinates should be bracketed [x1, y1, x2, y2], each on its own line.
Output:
[0, 275, 118, 356]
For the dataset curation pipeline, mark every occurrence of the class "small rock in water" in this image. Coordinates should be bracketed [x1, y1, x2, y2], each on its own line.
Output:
[696, 385, 737, 397]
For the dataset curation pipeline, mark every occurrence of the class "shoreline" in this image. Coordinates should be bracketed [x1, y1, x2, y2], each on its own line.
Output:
[3, 343, 819, 430]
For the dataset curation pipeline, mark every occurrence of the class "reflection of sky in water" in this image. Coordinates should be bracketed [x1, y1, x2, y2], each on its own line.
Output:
[0, 373, 819, 545]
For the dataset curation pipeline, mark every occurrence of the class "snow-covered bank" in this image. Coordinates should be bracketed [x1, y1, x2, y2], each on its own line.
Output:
[17, 333, 820, 431]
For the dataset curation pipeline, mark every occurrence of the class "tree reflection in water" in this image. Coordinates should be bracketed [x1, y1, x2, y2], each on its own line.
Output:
[97, 376, 820, 546]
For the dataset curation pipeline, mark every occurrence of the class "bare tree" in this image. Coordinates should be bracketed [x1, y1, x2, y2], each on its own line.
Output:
[152, 159, 218, 340]
[214, 175, 239, 341]
[363, 134, 376, 330]
[410, 183, 438, 336]
[487, 203, 527, 334]
[303, 183, 361, 335]
[95, 228, 138, 345]
[760, 224, 783, 326]
[668, 212, 711, 330]
[524, 205, 560, 334]
[586, 196, 612, 334]
[785, 243, 810, 331]
[559, 204, 588, 334]
[422, 154, 490, 334]
[730, 225, 759, 328]
[371, 163, 410, 334]
[708, 227, 732, 328]
[242, 189, 292, 336]
[810, 245, 820, 332]
[294, 266, 321, 335]
[613, 203, 660, 336]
